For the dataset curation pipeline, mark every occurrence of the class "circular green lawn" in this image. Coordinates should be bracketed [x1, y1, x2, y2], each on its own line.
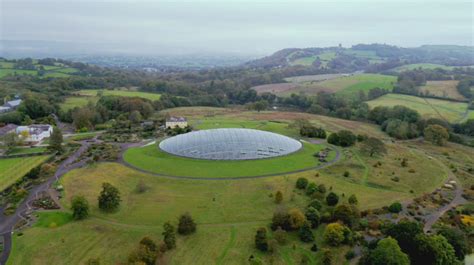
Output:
[123, 141, 333, 178]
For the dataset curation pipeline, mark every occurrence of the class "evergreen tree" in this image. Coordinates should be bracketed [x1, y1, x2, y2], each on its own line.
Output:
[305, 207, 320, 228]
[299, 222, 315, 242]
[326, 192, 339, 206]
[48, 126, 63, 154]
[162, 222, 176, 250]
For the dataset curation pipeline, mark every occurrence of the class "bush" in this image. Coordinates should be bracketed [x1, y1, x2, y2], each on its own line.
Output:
[326, 192, 339, 206]
[345, 250, 355, 260]
[348, 194, 358, 205]
[296, 177, 309, 189]
[327, 130, 356, 147]
[275, 191, 283, 204]
[388, 202, 403, 213]
[299, 222, 315, 242]
[305, 207, 321, 228]
[71, 196, 89, 220]
[306, 182, 318, 196]
[177, 213, 196, 235]
[308, 199, 323, 211]
[273, 227, 287, 245]
[255, 227, 268, 252]
[343, 171, 350, 177]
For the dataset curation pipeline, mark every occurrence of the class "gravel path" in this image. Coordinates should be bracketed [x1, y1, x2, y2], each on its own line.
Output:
[0, 138, 97, 265]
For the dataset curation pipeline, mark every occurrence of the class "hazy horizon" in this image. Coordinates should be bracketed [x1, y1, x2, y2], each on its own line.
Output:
[1, 0, 473, 57]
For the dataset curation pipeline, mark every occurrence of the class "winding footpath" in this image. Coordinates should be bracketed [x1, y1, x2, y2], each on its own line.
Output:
[0, 139, 96, 265]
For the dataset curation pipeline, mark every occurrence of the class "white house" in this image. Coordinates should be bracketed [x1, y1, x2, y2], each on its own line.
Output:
[16, 124, 53, 142]
[0, 99, 22, 113]
[165, 117, 188, 129]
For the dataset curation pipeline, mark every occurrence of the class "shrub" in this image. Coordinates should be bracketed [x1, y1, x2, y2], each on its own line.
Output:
[135, 180, 149, 193]
[307, 199, 323, 211]
[273, 227, 287, 245]
[162, 222, 176, 250]
[178, 213, 196, 235]
[255, 227, 268, 251]
[306, 182, 318, 196]
[345, 250, 355, 260]
[305, 207, 321, 228]
[326, 192, 339, 206]
[289, 208, 306, 230]
[296, 177, 309, 189]
[324, 223, 345, 246]
[318, 184, 327, 194]
[275, 191, 283, 204]
[388, 202, 403, 213]
[348, 194, 358, 205]
[71, 195, 89, 220]
[343, 171, 350, 177]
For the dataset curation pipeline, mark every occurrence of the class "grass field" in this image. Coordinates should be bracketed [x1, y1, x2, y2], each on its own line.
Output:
[419, 80, 465, 101]
[390, 63, 456, 72]
[124, 141, 331, 178]
[60, 89, 162, 111]
[366, 93, 469, 123]
[76, 89, 162, 100]
[289, 51, 336, 67]
[255, 74, 396, 98]
[0, 155, 49, 191]
[9, 161, 415, 265]
[0, 59, 78, 79]
[8, 147, 47, 155]
[60, 96, 99, 111]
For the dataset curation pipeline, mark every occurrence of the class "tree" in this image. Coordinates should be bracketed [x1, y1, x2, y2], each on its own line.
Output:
[424, 124, 449, 146]
[306, 182, 318, 195]
[251, 100, 268, 112]
[288, 208, 306, 230]
[388, 202, 402, 213]
[307, 199, 323, 211]
[384, 221, 423, 262]
[360, 137, 387, 157]
[275, 190, 283, 204]
[162, 222, 176, 250]
[437, 227, 469, 261]
[333, 204, 358, 227]
[299, 222, 315, 242]
[366, 237, 410, 265]
[271, 210, 291, 231]
[98, 182, 121, 212]
[323, 223, 345, 246]
[273, 227, 287, 245]
[128, 237, 159, 265]
[413, 234, 459, 265]
[305, 207, 320, 228]
[71, 195, 89, 220]
[328, 130, 356, 147]
[1, 132, 19, 153]
[348, 194, 358, 205]
[255, 227, 268, 251]
[48, 127, 63, 154]
[129, 110, 143, 124]
[296, 177, 308, 189]
[321, 248, 333, 265]
[177, 213, 196, 235]
[326, 192, 339, 206]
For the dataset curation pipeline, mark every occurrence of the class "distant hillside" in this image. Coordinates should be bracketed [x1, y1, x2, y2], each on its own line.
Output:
[245, 44, 474, 73]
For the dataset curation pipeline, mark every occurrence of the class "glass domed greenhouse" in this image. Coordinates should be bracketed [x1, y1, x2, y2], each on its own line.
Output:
[159, 128, 302, 160]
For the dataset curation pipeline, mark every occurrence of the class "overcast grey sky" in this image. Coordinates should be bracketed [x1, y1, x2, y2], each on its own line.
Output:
[1, 0, 473, 56]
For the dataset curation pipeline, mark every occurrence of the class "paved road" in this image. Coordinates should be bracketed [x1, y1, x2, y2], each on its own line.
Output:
[119, 140, 342, 180]
[0, 139, 94, 265]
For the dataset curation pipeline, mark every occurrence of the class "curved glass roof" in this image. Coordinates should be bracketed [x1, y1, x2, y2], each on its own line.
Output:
[159, 128, 302, 160]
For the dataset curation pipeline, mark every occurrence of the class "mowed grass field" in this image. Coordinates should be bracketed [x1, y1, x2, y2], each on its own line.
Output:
[60, 89, 162, 110]
[10, 162, 415, 265]
[76, 89, 162, 100]
[366, 93, 470, 123]
[419, 80, 465, 101]
[253, 74, 396, 98]
[0, 155, 49, 191]
[124, 142, 331, 178]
